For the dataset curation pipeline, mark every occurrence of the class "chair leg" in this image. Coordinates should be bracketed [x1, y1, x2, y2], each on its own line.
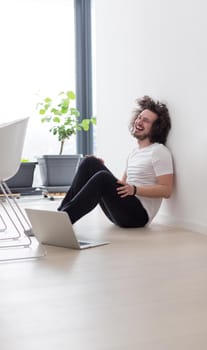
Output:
[0, 181, 32, 248]
[0, 213, 7, 232]
[0, 181, 46, 261]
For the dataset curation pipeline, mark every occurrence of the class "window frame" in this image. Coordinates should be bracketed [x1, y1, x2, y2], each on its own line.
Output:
[75, 0, 94, 156]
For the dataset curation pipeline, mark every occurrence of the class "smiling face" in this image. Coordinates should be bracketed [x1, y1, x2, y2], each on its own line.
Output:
[132, 109, 158, 143]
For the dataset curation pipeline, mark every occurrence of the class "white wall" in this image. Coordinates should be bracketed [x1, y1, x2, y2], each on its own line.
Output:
[94, 0, 207, 233]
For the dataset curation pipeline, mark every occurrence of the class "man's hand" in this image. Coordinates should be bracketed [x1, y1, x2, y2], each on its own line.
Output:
[116, 180, 135, 198]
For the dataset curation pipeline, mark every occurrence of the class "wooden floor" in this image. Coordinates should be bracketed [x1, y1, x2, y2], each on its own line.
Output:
[1, 196, 207, 349]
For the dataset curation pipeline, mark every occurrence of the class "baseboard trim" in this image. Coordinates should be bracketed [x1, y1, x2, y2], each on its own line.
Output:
[154, 213, 207, 235]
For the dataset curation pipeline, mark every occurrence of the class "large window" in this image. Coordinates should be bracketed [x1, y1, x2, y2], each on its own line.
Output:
[0, 0, 81, 159]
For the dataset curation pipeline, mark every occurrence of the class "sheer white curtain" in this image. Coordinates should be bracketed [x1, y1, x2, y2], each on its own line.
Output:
[0, 0, 76, 158]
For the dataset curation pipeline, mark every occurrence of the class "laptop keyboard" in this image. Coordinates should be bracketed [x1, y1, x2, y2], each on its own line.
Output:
[79, 241, 90, 246]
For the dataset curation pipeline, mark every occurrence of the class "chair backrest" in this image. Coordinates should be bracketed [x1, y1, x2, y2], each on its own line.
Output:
[0, 117, 29, 181]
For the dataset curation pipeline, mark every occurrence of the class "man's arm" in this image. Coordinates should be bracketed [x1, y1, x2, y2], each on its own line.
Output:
[121, 171, 127, 182]
[117, 174, 173, 199]
[134, 174, 173, 198]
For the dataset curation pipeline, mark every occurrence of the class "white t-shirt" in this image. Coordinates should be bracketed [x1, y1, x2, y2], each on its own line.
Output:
[126, 143, 173, 222]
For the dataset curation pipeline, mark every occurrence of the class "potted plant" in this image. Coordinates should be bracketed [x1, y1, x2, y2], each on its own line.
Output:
[5, 159, 39, 195]
[36, 90, 96, 193]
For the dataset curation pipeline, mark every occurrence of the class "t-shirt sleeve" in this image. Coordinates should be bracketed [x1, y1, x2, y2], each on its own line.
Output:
[152, 145, 173, 176]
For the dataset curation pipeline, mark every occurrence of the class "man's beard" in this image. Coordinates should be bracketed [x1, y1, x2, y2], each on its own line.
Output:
[132, 131, 150, 141]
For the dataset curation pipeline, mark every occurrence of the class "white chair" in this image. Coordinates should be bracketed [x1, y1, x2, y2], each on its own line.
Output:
[0, 117, 45, 261]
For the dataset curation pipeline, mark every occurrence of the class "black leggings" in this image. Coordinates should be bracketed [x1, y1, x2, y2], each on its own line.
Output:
[58, 156, 149, 228]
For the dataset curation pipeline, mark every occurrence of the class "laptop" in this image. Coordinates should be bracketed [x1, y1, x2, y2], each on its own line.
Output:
[25, 208, 110, 250]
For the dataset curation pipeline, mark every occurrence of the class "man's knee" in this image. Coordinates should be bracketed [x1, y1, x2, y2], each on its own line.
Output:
[80, 156, 102, 168]
[95, 170, 117, 187]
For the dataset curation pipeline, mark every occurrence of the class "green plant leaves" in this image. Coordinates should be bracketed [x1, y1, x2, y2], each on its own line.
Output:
[44, 97, 52, 103]
[39, 109, 46, 115]
[67, 91, 75, 99]
[53, 116, 60, 123]
[80, 119, 90, 130]
[70, 108, 80, 116]
[36, 90, 96, 154]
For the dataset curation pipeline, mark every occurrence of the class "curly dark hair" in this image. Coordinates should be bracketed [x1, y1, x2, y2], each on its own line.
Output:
[129, 95, 171, 144]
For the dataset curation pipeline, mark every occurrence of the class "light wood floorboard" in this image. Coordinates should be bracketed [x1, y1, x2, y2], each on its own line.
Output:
[0, 196, 207, 349]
